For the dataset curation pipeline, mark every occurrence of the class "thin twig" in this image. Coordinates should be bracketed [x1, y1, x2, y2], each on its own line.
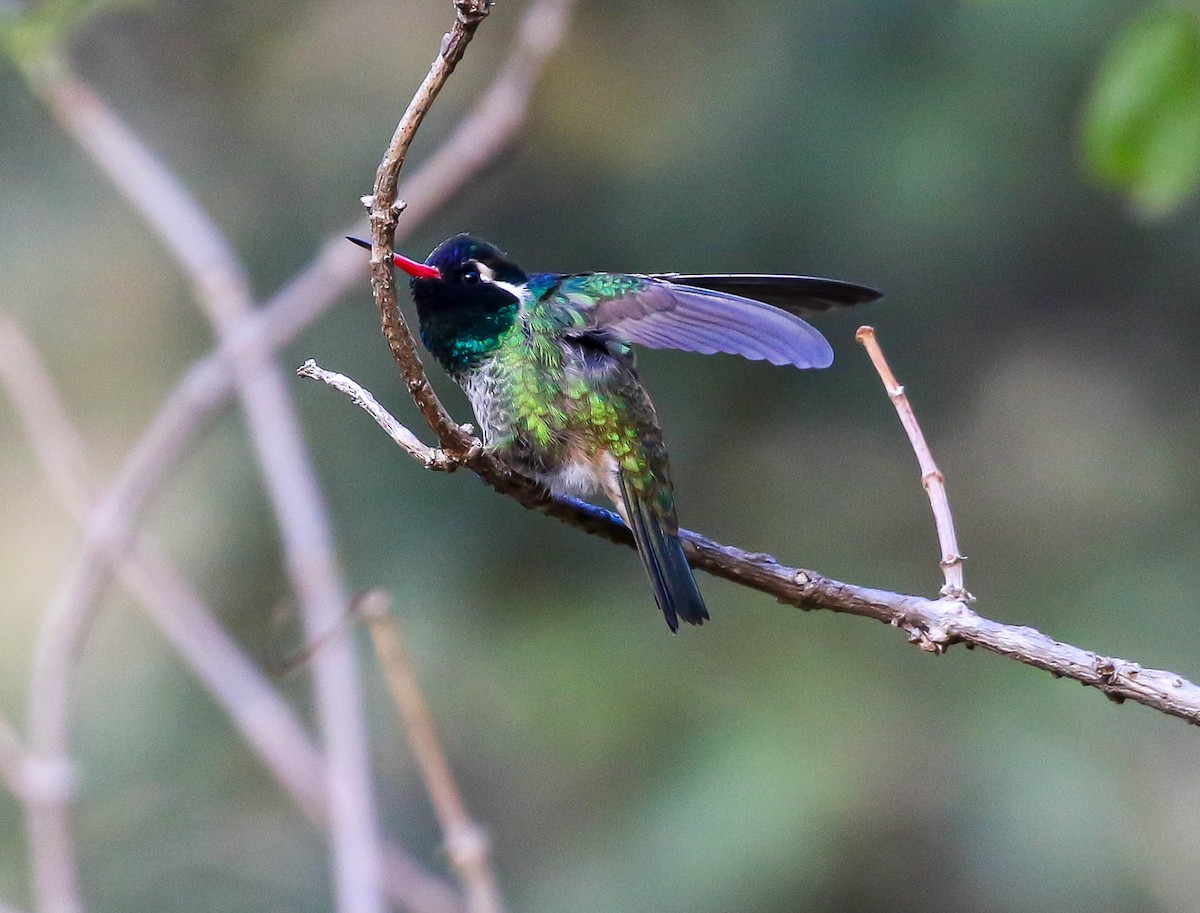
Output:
[856, 326, 969, 599]
[367, 0, 495, 454]
[298, 361, 460, 470]
[300, 359, 1200, 726]
[358, 592, 503, 913]
[27, 56, 385, 913]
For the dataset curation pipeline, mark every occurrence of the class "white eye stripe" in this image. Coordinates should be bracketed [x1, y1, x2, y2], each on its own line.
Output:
[467, 260, 496, 282]
[493, 279, 528, 300]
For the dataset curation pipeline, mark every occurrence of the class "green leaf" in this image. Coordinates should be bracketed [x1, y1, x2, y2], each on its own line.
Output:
[1082, 6, 1200, 219]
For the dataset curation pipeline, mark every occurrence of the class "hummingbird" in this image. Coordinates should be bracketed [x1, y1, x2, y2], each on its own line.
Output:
[348, 234, 880, 632]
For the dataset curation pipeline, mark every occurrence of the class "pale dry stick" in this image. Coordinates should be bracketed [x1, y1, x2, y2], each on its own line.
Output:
[0, 317, 464, 913]
[358, 593, 503, 913]
[856, 326, 969, 599]
[26, 61, 384, 913]
[298, 360, 458, 470]
[298, 359, 1200, 726]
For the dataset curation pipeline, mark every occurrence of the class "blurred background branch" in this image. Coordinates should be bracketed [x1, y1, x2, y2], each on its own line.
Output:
[359, 592, 503, 913]
[0, 314, 465, 913]
[23, 52, 388, 913]
[0, 715, 25, 799]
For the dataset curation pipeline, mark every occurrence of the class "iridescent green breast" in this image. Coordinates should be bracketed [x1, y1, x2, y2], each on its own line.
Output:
[478, 303, 661, 501]
[417, 295, 519, 375]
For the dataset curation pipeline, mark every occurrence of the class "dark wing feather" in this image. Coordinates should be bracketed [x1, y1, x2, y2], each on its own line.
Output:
[587, 278, 838, 369]
[653, 273, 883, 314]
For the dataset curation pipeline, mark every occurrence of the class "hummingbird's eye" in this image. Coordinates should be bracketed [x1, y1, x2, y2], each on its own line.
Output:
[460, 260, 494, 285]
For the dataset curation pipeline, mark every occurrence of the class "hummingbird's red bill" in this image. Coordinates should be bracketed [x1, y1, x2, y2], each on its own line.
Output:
[345, 236, 441, 279]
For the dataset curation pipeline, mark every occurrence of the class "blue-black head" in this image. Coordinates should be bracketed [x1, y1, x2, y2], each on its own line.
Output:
[346, 234, 529, 373]
[346, 233, 527, 311]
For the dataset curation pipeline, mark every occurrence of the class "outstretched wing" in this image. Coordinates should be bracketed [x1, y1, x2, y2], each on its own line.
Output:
[654, 273, 882, 314]
[530, 272, 881, 370]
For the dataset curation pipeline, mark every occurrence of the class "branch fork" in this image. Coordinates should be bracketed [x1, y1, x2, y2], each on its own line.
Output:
[302, 315, 1200, 727]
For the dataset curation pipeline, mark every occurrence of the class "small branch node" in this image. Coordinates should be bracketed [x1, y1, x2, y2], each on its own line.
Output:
[445, 820, 491, 868]
[424, 449, 458, 472]
[906, 624, 950, 654]
[921, 469, 946, 488]
[368, 206, 395, 228]
[353, 588, 392, 624]
[360, 193, 375, 210]
[18, 754, 78, 805]
[391, 199, 409, 217]
[455, 0, 495, 20]
[1094, 656, 1139, 687]
[939, 584, 975, 603]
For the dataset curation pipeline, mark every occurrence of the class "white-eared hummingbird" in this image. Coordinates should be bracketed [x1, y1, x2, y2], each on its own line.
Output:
[349, 234, 880, 632]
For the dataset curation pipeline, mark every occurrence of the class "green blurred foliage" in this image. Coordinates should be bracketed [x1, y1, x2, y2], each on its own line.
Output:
[1082, 5, 1200, 217]
[0, 0, 148, 67]
[1, 1, 1200, 912]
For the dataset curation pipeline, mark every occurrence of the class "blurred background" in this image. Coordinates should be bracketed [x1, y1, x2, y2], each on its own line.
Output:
[2, 0, 1200, 911]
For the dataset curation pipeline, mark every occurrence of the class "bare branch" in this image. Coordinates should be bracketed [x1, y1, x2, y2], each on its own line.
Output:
[856, 326, 969, 598]
[367, 2, 496, 453]
[301, 360, 1200, 726]
[0, 315, 465, 913]
[358, 593, 503, 913]
[27, 55, 388, 913]
[298, 360, 460, 470]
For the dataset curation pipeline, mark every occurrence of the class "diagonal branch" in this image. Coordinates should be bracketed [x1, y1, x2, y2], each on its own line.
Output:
[367, 0, 497, 453]
[26, 51, 386, 913]
[358, 593, 503, 913]
[857, 326, 969, 599]
[0, 315, 465, 913]
[297, 358, 1200, 727]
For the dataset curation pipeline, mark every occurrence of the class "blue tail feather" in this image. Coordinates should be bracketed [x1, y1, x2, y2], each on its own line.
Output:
[617, 476, 708, 632]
